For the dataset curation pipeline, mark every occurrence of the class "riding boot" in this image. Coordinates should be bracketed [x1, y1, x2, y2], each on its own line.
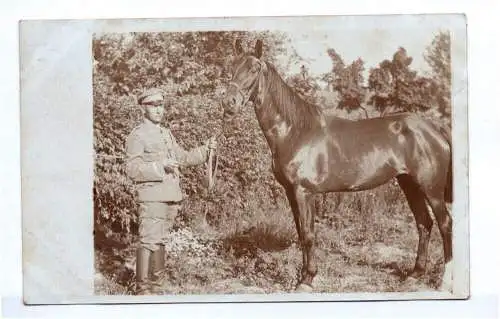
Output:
[149, 244, 166, 293]
[135, 247, 152, 295]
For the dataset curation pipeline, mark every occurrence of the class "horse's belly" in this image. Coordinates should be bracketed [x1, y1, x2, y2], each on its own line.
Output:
[281, 136, 407, 193]
[340, 166, 398, 191]
[308, 147, 403, 192]
[335, 149, 406, 191]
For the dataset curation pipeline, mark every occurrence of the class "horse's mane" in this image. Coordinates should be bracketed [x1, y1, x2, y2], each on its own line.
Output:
[265, 62, 324, 131]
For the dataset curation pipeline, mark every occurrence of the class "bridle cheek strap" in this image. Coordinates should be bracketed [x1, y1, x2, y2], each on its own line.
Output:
[229, 60, 266, 107]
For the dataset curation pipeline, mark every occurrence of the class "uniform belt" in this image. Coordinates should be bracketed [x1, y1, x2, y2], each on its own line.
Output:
[164, 200, 183, 205]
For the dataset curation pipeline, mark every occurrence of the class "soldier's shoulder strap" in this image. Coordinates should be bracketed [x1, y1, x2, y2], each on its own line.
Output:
[129, 123, 147, 136]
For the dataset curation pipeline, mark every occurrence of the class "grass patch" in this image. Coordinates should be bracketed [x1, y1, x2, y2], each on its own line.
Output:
[94, 181, 446, 295]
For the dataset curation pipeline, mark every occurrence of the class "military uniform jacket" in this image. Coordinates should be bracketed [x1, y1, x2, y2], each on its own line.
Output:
[125, 119, 209, 202]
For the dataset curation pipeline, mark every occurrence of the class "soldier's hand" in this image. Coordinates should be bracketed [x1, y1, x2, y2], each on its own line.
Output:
[163, 158, 179, 173]
[207, 136, 217, 150]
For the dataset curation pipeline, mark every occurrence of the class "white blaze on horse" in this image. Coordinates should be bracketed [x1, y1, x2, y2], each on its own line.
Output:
[221, 39, 454, 293]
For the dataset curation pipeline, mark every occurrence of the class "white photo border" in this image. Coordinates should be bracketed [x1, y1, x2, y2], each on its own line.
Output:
[19, 14, 468, 305]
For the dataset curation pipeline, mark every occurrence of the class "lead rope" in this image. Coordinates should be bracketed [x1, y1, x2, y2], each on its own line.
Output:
[203, 104, 225, 225]
[206, 145, 219, 192]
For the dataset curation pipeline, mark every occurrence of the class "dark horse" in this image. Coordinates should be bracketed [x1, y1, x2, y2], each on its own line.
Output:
[221, 39, 454, 293]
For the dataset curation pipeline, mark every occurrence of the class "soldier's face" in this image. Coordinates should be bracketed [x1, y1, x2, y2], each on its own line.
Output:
[144, 103, 165, 124]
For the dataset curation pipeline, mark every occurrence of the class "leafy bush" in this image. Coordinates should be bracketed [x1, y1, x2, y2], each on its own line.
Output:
[93, 31, 293, 249]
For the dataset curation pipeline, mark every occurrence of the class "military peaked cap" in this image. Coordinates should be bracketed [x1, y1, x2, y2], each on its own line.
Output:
[138, 88, 165, 105]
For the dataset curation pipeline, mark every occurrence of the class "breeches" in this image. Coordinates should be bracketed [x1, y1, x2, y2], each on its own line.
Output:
[137, 201, 181, 251]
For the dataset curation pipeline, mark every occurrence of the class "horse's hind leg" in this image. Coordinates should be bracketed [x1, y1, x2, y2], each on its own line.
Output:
[414, 165, 453, 292]
[397, 174, 434, 277]
[427, 195, 453, 292]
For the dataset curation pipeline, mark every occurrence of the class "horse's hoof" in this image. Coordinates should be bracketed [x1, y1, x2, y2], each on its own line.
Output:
[408, 268, 425, 279]
[295, 283, 313, 293]
[403, 275, 419, 286]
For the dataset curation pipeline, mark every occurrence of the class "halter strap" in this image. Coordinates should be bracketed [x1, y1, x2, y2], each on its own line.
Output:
[228, 60, 266, 107]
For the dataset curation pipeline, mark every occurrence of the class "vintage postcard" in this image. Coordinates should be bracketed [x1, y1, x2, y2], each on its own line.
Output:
[20, 14, 469, 304]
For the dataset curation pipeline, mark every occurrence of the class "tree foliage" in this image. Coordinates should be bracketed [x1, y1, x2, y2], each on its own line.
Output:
[321, 49, 367, 116]
[285, 64, 321, 105]
[424, 31, 452, 123]
[365, 45, 450, 119]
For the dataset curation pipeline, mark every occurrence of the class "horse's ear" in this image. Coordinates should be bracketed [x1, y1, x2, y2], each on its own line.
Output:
[234, 39, 244, 55]
[254, 39, 263, 59]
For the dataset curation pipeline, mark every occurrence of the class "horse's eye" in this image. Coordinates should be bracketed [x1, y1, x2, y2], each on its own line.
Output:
[251, 64, 259, 73]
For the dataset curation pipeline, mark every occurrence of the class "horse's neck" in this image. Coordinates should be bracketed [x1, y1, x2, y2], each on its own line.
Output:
[253, 66, 325, 154]
[253, 90, 307, 154]
[253, 98, 285, 154]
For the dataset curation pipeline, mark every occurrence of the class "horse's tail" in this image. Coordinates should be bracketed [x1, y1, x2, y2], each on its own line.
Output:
[445, 145, 453, 203]
[441, 125, 453, 203]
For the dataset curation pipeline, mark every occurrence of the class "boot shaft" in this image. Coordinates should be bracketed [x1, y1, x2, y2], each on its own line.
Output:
[150, 244, 165, 277]
[135, 247, 152, 295]
[149, 244, 166, 293]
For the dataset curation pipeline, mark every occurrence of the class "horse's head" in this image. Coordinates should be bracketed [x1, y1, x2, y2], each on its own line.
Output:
[222, 39, 267, 116]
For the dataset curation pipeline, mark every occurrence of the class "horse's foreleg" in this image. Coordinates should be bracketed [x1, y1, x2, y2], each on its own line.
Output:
[285, 187, 302, 243]
[295, 187, 317, 289]
[284, 187, 306, 283]
[306, 193, 318, 280]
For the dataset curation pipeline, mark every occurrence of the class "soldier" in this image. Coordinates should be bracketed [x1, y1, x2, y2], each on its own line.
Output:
[125, 88, 217, 295]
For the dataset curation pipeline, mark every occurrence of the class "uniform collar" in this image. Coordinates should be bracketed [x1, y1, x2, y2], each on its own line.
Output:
[143, 118, 162, 129]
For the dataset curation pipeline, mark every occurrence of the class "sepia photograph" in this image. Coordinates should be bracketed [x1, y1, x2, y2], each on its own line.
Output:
[20, 14, 469, 305]
[91, 19, 466, 297]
